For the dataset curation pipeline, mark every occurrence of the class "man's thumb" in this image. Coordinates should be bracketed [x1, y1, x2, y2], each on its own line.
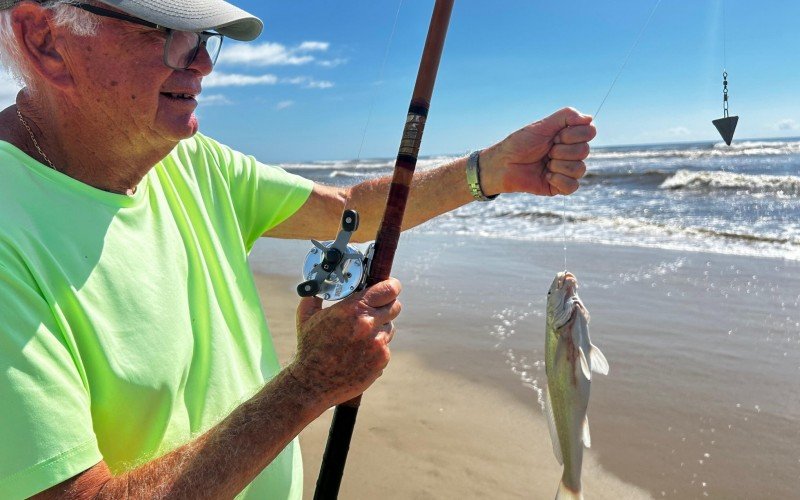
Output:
[297, 296, 323, 328]
[545, 107, 593, 132]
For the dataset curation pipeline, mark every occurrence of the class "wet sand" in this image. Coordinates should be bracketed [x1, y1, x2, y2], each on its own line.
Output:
[255, 272, 649, 499]
[251, 233, 800, 499]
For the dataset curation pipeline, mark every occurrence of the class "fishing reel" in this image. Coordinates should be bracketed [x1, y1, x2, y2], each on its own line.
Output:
[296, 209, 375, 301]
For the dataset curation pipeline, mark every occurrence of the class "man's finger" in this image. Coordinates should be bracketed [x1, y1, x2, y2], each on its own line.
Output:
[554, 124, 597, 145]
[549, 143, 590, 161]
[297, 296, 323, 328]
[548, 159, 586, 180]
[371, 299, 402, 325]
[545, 107, 593, 132]
[376, 322, 397, 344]
[361, 278, 402, 308]
[546, 172, 580, 196]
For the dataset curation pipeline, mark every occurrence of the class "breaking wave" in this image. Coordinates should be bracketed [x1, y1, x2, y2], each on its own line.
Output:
[659, 169, 800, 194]
[281, 155, 458, 172]
[591, 140, 800, 160]
[449, 207, 796, 246]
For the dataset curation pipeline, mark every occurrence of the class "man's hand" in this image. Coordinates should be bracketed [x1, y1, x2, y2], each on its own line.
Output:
[289, 278, 402, 407]
[480, 107, 596, 196]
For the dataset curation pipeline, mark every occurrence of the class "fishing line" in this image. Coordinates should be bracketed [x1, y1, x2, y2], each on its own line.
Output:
[593, 0, 663, 120]
[561, 0, 663, 271]
[562, 197, 567, 271]
[722, 0, 727, 72]
[356, 0, 405, 162]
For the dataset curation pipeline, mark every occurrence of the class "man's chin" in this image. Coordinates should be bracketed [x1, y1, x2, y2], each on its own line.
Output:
[162, 115, 201, 141]
[186, 115, 200, 137]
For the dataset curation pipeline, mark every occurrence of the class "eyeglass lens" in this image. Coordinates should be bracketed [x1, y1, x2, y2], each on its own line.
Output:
[165, 31, 223, 69]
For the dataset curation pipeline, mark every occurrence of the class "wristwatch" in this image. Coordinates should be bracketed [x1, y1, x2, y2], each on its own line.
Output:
[466, 150, 498, 202]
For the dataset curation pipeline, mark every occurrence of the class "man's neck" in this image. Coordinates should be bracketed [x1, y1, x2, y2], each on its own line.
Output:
[10, 95, 176, 195]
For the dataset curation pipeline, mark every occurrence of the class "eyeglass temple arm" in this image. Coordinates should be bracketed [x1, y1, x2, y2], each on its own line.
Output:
[68, 2, 164, 30]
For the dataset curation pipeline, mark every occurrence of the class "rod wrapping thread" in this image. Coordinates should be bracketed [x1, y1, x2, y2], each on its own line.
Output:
[367, 103, 427, 285]
[313, 1, 455, 498]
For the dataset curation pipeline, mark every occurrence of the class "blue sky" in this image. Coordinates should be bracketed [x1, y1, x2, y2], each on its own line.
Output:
[2, 0, 799, 162]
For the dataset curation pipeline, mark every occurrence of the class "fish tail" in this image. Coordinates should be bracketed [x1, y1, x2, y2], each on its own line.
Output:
[555, 480, 583, 500]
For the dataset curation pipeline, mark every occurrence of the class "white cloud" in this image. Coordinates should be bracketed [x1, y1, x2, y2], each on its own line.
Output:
[220, 41, 330, 67]
[318, 58, 348, 68]
[281, 76, 334, 89]
[204, 72, 278, 88]
[276, 100, 294, 110]
[297, 41, 329, 52]
[0, 70, 22, 108]
[281, 77, 306, 85]
[306, 80, 334, 89]
[667, 126, 691, 136]
[776, 118, 799, 131]
[203, 72, 334, 90]
[198, 94, 232, 105]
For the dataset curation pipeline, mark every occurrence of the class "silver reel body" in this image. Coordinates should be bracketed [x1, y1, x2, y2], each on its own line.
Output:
[297, 210, 374, 301]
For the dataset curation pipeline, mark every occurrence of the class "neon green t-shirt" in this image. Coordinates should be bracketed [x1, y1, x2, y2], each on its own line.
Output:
[0, 134, 313, 499]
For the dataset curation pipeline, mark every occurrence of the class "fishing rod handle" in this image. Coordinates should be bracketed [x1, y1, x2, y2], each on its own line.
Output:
[313, 402, 360, 500]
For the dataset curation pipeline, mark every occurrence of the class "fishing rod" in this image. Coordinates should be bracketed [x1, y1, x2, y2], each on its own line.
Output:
[296, 1, 455, 497]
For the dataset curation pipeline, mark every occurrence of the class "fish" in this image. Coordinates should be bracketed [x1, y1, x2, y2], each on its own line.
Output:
[544, 271, 609, 500]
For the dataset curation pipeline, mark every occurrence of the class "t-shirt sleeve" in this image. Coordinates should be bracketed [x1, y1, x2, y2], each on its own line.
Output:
[0, 266, 102, 499]
[195, 135, 314, 251]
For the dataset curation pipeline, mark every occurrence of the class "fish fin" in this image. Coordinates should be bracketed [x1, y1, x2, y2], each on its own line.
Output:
[578, 347, 591, 381]
[590, 344, 609, 375]
[579, 301, 590, 324]
[582, 416, 591, 448]
[544, 385, 563, 465]
[556, 480, 583, 500]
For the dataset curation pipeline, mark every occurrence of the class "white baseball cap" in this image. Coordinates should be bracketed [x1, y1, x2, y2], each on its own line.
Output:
[0, 0, 264, 41]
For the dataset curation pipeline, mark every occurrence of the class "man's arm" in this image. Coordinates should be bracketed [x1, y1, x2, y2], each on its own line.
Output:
[33, 369, 324, 500]
[263, 107, 596, 242]
[33, 279, 402, 500]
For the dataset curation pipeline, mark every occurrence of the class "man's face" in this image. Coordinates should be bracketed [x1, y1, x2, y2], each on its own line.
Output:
[58, 13, 214, 148]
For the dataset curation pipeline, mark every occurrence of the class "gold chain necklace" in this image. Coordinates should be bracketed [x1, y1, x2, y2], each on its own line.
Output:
[16, 109, 139, 195]
[16, 109, 58, 171]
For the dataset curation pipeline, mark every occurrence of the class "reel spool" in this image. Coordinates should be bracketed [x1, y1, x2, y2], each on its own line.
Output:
[297, 210, 374, 301]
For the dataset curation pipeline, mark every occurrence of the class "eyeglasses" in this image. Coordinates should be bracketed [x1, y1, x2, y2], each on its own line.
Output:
[66, 3, 224, 70]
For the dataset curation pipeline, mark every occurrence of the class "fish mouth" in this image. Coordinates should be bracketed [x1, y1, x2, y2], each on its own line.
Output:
[559, 272, 578, 292]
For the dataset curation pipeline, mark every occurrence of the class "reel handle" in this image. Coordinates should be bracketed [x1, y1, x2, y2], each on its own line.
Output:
[341, 210, 359, 233]
[297, 280, 321, 297]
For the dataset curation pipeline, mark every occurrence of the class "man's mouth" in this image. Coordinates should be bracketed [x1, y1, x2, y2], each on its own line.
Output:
[161, 92, 198, 100]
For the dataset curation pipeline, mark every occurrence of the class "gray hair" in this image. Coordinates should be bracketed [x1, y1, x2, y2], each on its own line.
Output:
[0, 1, 100, 88]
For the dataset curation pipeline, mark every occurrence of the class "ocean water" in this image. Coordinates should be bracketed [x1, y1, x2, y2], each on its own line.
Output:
[267, 138, 800, 498]
[280, 138, 800, 261]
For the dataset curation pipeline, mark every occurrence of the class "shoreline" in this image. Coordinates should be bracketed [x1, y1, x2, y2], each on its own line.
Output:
[252, 233, 799, 498]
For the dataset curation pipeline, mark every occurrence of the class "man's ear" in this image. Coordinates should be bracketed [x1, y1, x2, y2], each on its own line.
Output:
[12, 4, 74, 90]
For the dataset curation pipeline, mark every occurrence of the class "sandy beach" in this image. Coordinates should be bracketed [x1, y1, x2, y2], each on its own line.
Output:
[253, 269, 649, 500]
[249, 231, 800, 499]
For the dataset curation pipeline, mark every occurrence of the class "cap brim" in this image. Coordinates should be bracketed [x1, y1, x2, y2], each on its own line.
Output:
[99, 0, 263, 41]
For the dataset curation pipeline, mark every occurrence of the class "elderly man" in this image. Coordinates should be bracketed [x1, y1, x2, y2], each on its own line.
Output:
[0, 0, 595, 498]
